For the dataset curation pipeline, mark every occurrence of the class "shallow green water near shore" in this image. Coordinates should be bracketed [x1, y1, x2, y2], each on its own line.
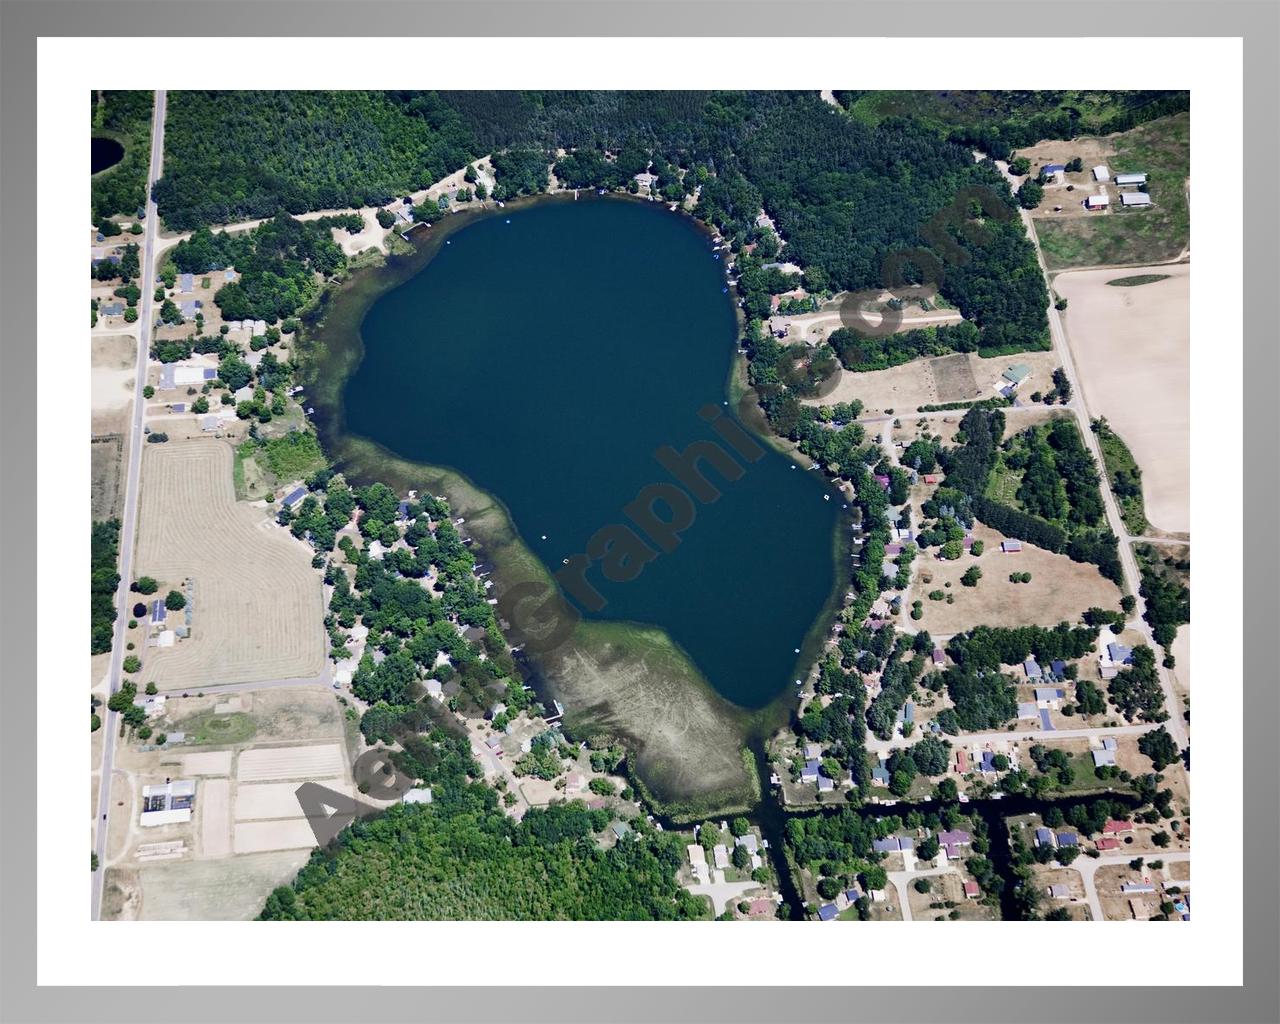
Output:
[341, 197, 844, 710]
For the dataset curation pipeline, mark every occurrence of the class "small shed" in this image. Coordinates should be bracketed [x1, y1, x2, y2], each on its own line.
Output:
[1001, 539, 1023, 553]
[1092, 165, 1111, 182]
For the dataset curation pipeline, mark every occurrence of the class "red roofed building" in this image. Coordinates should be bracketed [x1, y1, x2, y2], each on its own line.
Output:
[923, 474, 939, 484]
[1096, 837, 1122, 852]
[1103, 819, 1134, 836]
[963, 881, 981, 899]
[955, 750, 968, 774]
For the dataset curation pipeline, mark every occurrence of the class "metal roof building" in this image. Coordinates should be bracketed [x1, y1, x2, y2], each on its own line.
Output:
[1114, 172, 1147, 186]
[1120, 192, 1153, 207]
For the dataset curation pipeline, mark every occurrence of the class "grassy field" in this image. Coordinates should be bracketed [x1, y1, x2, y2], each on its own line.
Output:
[985, 457, 1024, 506]
[178, 710, 259, 746]
[134, 440, 325, 689]
[1037, 112, 1189, 270]
[1093, 420, 1150, 535]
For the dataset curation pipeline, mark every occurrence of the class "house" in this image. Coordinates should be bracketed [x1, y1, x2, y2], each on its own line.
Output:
[150, 599, 167, 624]
[224, 269, 239, 282]
[872, 837, 901, 854]
[170, 403, 186, 414]
[1035, 687, 1065, 709]
[1041, 163, 1066, 176]
[1002, 364, 1033, 387]
[931, 649, 946, 667]
[1103, 819, 1134, 836]
[611, 821, 632, 841]
[1001, 539, 1023, 553]
[1018, 701, 1039, 720]
[1092, 748, 1118, 768]
[179, 300, 199, 320]
[979, 751, 998, 775]
[1056, 832, 1079, 848]
[1120, 192, 1152, 207]
[963, 881, 981, 900]
[735, 833, 759, 855]
[844, 886, 863, 905]
[1050, 659, 1067, 679]
[402, 788, 433, 805]
[139, 779, 196, 827]
[1100, 642, 1134, 679]
[1047, 884, 1070, 899]
[801, 759, 821, 784]
[199, 415, 219, 432]
[233, 385, 254, 404]
[425, 679, 444, 700]
[179, 273, 194, 294]
[873, 474, 890, 491]
[902, 702, 915, 725]
[937, 829, 971, 859]
[281, 486, 307, 510]
[686, 844, 709, 885]
[803, 742, 822, 760]
[1084, 194, 1110, 210]
[1034, 826, 1055, 848]
[871, 761, 891, 787]
[1023, 658, 1043, 680]
[1092, 165, 1111, 182]
[884, 543, 903, 556]
[133, 694, 167, 719]
[817, 903, 839, 921]
[100, 302, 125, 316]
[1102, 737, 1117, 751]
[1114, 172, 1147, 187]
[713, 844, 730, 870]
[1096, 837, 1122, 852]
[1121, 882, 1155, 894]
[955, 749, 969, 774]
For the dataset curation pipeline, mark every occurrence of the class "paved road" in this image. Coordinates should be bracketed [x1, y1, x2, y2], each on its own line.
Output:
[887, 861, 955, 922]
[1020, 210, 1188, 752]
[92, 90, 166, 921]
[1077, 850, 1190, 921]
[865, 722, 1156, 759]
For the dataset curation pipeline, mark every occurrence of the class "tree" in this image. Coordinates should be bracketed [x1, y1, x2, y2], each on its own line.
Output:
[732, 845, 751, 870]
[1015, 179, 1044, 209]
[961, 566, 982, 587]
[730, 817, 750, 838]
[913, 877, 932, 893]
[375, 208, 396, 229]
[992, 753, 1009, 771]
[124, 307, 138, 323]
[816, 876, 841, 900]
[1138, 726, 1179, 770]
[861, 865, 888, 892]
[164, 589, 186, 611]
[122, 655, 141, 674]
[587, 777, 614, 797]
[145, 681, 158, 695]
[133, 576, 158, 594]
[1009, 156, 1031, 176]
[192, 395, 209, 414]
[917, 835, 940, 862]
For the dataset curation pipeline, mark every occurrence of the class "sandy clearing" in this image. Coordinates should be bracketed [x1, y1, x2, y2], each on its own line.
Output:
[236, 743, 345, 783]
[909, 523, 1121, 634]
[136, 849, 311, 920]
[199, 778, 231, 858]
[1054, 264, 1189, 533]
[810, 350, 1061, 414]
[182, 750, 234, 775]
[92, 332, 137, 411]
[133, 440, 325, 689]
[233, 818, 322, 854]
[1171, 625, 1190, 700]
[234, 779, 349, 820]
[777, 306, 964, 346]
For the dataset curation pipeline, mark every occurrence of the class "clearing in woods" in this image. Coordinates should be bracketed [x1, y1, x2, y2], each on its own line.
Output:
[132, 440, 325, 688]
[909, 523, 1122, 634]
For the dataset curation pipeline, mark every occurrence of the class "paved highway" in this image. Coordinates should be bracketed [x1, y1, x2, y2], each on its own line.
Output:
[91, 90, 166, 921]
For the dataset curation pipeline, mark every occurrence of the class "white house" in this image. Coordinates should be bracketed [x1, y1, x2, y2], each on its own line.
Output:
[1092, 165, 1111, 182]
[1085, 194, 1110, 210]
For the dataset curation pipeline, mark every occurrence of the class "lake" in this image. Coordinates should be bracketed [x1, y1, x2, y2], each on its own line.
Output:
[92, 136, 124, 174]
[343, 198, 844, 709]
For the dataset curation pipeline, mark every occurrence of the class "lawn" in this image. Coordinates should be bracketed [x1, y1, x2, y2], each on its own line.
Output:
[1037, 112, 1189, 270]
[985, 456, 1024, 507]
[180, 711, 258, 746]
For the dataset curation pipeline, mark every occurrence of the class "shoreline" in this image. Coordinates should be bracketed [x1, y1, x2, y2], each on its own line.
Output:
[294, 191, 852, 817]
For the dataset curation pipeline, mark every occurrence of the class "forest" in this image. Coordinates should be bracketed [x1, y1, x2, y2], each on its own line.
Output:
[153, 91, 476, 231]
[165, 214, 354, 323]
[941, 408, 1122, 584]
[259, 722, 705, 920]
[91, 91, 152, 224]
[834, 90, 1191, 161]
[152, 91, 1049, 354]
[90, 519, 120, 654]
[1136, 545, 1190, 660]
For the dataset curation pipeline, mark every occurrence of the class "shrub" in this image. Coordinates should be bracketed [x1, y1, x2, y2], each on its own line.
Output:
[165, 589, 186, 611]
[122, 655, 141, 673]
